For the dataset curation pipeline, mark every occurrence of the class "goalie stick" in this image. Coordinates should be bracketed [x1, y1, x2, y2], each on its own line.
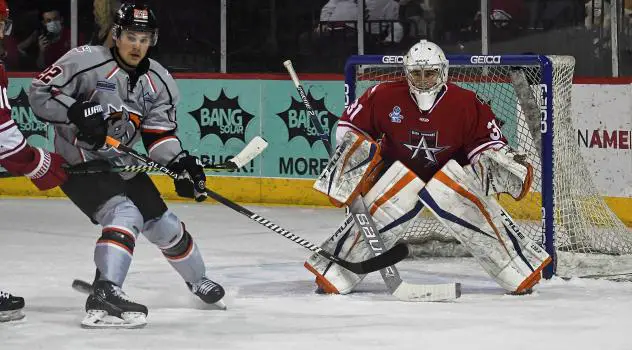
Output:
[283, 60, 333, 155]
[0, 136, 268, 178]
[101, 136, 409, 275]
[349, 197, 461, 301]
[284, 60, 457, 300]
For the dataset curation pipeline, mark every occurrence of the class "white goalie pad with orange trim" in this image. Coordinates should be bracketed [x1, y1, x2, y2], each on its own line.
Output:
[418, 160, 551, 293]
[472, 146, 533, 200]
[305, 161, 424, 294]
[313, 130, 383, 207]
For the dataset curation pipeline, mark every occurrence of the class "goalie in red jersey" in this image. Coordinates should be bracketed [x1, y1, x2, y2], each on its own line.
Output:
[306, 40, 551, 297]
[0, 0, 67, 322]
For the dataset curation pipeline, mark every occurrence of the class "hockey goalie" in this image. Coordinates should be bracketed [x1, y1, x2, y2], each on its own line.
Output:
[305, 39, 551, 296]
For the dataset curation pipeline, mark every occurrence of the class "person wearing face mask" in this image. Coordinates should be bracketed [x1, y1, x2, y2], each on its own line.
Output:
[18, 6, 85, 70]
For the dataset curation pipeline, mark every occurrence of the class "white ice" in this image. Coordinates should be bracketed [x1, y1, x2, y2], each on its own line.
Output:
[0, 198, 630, 350]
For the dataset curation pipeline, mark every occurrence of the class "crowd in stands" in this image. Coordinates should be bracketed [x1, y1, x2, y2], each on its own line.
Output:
[2, 0, 631, 76]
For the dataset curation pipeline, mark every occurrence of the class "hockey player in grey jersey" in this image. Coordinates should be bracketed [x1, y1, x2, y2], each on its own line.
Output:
[28, 3, 224, 328]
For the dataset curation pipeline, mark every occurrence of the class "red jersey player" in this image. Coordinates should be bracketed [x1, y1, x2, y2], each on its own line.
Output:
[306, 40, 549, 297]
[0, 0, 67, 322]
[337, 42, 506, 181]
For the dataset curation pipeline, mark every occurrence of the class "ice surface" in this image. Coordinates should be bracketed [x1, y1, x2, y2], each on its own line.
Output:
[0, 199, 630, 350]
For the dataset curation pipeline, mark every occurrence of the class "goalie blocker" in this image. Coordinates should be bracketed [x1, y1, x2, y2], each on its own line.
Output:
[307, 131, 551, 295]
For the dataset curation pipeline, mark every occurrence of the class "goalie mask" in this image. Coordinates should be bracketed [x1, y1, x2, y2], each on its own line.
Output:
[403, 40, 449, 111]
[112, 3, 158, 46]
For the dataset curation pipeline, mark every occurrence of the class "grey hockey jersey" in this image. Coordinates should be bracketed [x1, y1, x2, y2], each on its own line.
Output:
[29, 45, 184, 168]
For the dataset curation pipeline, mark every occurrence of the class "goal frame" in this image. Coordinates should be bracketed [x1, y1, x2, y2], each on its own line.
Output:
[343, 54, 557, 278]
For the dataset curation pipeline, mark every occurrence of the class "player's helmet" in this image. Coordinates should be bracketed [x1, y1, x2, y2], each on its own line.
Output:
[403, 40, 449, 111]
[112, 3, 158, 46]
[0, 0, 13, 36]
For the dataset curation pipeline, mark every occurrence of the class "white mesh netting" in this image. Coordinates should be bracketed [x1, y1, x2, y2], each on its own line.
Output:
[351, 55, 632, 279]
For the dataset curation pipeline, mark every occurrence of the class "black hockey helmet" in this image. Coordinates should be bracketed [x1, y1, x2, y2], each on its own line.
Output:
[112, 3, 158, 46]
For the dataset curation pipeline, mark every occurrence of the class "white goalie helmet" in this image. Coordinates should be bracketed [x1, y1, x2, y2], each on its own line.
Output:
[403, 39, 449, 111]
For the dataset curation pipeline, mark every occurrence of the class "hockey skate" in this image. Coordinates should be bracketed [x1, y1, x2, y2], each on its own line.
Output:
[0, 291, 25, 322]
[186, 277, 226, 310]
[81, 280, 148, 329]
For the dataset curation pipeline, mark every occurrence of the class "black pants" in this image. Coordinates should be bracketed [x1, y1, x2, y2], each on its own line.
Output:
[61, 168, 168, 224]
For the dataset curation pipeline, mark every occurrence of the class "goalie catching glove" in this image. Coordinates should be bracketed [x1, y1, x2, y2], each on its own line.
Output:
[168, 151, 208, 202]
[472, 146, 533, 200]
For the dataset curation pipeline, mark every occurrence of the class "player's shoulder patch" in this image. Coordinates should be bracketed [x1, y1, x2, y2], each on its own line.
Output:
[72, 45, 92, 54]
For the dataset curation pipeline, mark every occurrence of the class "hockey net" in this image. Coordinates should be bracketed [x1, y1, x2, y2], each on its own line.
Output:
[346, 55, 632, 279]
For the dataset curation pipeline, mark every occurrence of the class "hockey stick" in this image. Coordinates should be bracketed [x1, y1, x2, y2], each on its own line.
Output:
[0, 137, 268, 178]
[349, 197, 461, 301]
[283, 60, 333, 155]
[103, 136, 409, 275]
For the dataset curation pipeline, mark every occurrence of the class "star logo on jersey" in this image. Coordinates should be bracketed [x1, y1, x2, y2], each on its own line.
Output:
[9, 88, 48, 139]
[277, 90, 338, 148]
[188, 89, 255, 144]
[402, 130, 449, 165]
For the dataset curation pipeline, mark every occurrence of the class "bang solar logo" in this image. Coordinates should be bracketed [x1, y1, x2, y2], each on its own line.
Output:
[9, 89, 48, 139]
[188, 89, 255, 144]
[277, 90, 338, 148]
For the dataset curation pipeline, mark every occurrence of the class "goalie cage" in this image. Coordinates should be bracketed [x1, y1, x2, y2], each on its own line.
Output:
[344, 54, 632, 280]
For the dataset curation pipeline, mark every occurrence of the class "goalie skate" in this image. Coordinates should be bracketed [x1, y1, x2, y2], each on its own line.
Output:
[81, 280, 148, 329]
[0, 291, 25, 322]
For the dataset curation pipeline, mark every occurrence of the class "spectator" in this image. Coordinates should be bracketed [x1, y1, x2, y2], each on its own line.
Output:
[90, 0, 120, 47]
[366, 0, 403, 43]
[472, 0, 527, 41]
[17, 5, 84, 69]
[398, 0, 435, 41]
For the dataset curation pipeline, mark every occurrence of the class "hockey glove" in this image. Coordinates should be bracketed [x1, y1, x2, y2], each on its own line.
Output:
[67, 101, 107, 150]
[1, 146, 68, 190]
[168, 152, 208, 202]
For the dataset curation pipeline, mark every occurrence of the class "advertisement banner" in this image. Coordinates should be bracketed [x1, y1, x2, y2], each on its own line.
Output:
[5, 78, 630, 200]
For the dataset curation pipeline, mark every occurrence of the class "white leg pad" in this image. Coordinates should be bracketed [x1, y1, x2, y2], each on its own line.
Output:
[418, 160, 550, 293]
[305, 161, 425, 294]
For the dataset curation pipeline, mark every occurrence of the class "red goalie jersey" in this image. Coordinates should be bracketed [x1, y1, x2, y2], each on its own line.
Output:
[337, 80, 507, 182]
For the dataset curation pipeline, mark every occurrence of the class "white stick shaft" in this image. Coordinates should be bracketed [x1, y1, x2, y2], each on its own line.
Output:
[283, 60, 302, 88]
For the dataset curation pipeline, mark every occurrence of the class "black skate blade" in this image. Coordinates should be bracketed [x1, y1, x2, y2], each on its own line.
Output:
[72, 279, 94, 295]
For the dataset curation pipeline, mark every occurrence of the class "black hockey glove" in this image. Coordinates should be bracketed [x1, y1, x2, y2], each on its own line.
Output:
[168, 152, 208, 202]
[67, 101, 107, 150]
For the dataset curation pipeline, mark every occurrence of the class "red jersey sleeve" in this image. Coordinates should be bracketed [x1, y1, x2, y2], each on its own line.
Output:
[336, 84, 383, 142]
[463, 93, 507, 162]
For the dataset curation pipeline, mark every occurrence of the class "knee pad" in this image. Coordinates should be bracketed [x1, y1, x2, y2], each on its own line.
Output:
[93, 195, 144, 236]
[96, 227, 136, 256]
[143, 211, 194, 261]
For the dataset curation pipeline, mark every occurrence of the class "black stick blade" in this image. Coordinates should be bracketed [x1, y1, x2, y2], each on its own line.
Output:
[339, 243, 409, 274]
